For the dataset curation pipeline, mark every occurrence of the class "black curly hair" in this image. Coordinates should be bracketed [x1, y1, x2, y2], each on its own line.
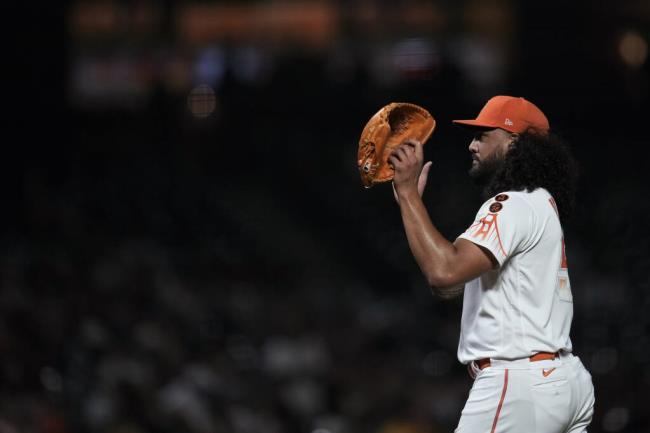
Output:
[482, 130, 578, 223]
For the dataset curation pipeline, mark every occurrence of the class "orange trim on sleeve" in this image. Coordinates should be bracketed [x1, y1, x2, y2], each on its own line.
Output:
[548, 197, 559, 216]
[468, 219, 483, 231]
[490, 369, 509, 433]
[472, 213, 507, 259]
[472, 214, 496, 240]
[492, 215, 508, 258]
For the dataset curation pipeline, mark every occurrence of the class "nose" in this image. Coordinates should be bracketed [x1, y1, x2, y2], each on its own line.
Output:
[468, 139, 479, 154]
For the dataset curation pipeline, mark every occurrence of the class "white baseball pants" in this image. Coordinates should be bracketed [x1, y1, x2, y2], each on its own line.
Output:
[455, 352, 595, 433]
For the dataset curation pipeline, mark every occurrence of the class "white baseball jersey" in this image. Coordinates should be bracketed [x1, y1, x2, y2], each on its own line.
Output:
[456, 188, 573, 364]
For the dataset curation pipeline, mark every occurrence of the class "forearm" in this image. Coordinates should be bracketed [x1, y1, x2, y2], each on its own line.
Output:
[397, 188, 460, 291]
[388, 141, 492, 296]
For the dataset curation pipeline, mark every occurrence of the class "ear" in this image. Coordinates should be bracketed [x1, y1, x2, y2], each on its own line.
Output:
[508, 133, 519, 148]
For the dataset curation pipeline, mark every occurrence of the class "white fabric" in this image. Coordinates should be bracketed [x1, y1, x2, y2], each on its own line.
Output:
[456, 188, 573, 364]
[455, 352, 595, 433]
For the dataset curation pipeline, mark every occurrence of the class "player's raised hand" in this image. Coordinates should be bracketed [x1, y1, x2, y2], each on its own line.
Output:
[390, 139, 432, 204]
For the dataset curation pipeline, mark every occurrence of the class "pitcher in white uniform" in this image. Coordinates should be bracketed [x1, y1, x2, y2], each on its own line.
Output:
[389, 96, 594, 433]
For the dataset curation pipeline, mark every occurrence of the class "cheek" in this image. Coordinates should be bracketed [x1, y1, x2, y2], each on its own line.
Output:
[483, 140, 505, 159]
[479, 143, 493, 158]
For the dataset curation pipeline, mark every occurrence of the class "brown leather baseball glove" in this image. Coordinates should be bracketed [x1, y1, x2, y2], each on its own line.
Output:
[358, 102, 436, 188]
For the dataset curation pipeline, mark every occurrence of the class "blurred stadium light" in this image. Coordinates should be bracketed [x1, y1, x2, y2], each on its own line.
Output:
[618, 30, 648, 69]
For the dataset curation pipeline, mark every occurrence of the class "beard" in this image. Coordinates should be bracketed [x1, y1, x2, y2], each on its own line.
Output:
[468, 152, 505, 187]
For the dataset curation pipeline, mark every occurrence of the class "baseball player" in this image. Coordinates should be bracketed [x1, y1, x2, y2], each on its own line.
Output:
[389, 96, 595, 432]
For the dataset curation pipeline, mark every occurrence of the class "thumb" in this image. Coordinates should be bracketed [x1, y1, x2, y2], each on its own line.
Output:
[418, 161, 433, 196]
[421, 161, 433, 180]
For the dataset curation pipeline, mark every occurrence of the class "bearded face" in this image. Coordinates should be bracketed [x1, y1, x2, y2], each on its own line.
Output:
[468, 148, 507, 186]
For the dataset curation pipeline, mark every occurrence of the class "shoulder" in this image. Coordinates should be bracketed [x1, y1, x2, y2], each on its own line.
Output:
[477, 190, 536, 218]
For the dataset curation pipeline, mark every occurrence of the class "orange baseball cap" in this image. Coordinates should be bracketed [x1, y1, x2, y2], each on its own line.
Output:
[452, 95, 550, 134]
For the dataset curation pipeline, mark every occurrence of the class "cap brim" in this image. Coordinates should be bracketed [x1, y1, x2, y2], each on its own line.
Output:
[452, 119, 499, 130]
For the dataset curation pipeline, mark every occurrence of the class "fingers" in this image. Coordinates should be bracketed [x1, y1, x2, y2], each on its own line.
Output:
[413, 139, 424, 160]
[390, 144, 416, 163]
[401, 139, 423, 159]
[400, 139, 424, 161]
[389, 140, 424, 174]
[387, 153, 398, 169]
[402, 138, 420, 148]
[396, 146, 413, 162]
[388, 147, 409, 169]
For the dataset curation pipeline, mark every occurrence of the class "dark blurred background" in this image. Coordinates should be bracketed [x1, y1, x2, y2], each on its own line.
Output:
[3, 1, 650, 432]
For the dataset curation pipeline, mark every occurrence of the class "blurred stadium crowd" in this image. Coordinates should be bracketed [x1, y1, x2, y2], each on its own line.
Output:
[4, 0, 650, 432]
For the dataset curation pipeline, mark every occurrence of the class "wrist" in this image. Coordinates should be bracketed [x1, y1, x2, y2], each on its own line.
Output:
[396, 184, 419, 202]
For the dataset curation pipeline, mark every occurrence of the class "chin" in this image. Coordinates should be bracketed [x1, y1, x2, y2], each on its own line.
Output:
[468, 167, 491, 187]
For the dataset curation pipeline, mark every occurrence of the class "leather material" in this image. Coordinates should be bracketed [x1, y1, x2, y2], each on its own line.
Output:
[358, 102, 436, 188]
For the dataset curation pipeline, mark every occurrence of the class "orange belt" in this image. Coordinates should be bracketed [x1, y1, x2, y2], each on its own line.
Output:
[476, 351, 558, 370]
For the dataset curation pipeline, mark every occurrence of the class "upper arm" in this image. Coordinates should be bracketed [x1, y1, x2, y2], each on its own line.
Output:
[428, 239, 495, 298]
[442, 238, 496, 287]
[438, 193, 533, 288]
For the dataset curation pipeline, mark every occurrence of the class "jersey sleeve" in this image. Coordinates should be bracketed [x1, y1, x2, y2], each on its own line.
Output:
[456, 193, 535, 266]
